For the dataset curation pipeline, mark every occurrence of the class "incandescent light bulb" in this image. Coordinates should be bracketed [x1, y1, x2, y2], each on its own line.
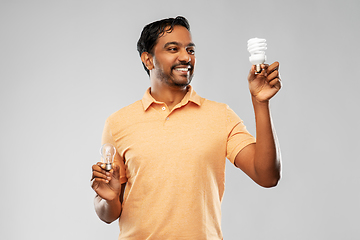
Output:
[100, 143, 116, 171]
[247, 38, 267, 73]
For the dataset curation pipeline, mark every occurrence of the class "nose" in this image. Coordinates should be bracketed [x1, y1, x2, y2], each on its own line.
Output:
[178, 48, 191, 63]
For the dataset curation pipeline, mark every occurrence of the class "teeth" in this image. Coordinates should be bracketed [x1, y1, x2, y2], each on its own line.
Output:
[175, 68, 189, 71]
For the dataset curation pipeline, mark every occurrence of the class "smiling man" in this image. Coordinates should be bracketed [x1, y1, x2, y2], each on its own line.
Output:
[140, 20, 196, 110]
[91, 16, 282, 240]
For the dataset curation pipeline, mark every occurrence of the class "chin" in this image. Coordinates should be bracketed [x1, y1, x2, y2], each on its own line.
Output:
[173, 79, 192, 88]
[176, 75, 194, 85]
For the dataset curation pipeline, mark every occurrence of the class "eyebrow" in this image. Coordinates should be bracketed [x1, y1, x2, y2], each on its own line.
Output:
[163, 41, 196, 48]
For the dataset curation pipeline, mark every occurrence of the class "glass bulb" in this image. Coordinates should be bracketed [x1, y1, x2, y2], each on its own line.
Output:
[247, 38, 267, 73]
[100, 143, 116, 171]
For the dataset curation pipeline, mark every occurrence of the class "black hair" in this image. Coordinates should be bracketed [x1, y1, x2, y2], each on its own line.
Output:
[137, 16, 191, 75]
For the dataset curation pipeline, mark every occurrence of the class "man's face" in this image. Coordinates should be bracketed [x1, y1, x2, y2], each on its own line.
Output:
[151, 25, 196, 88]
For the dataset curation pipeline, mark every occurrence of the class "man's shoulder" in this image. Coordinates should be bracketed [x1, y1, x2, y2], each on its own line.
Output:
[107, 100, 143, 122]
[199, 97, 240, 120]
[200, 97, 229, 110]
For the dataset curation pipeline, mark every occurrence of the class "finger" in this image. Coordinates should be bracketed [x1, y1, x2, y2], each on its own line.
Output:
[92, 168, 112, 181]
[91, 164, 111, 181]
[111, 162, 121, 179]
[267, 61, 279, 73]
[96, 162, 108, 170]
[91, 174, 111, 184]
[261, 63, 269, 70]
[248, 65, 256, 80]
[92, 169, 111, 180]
[91, 177, 109, 190]
[94, 162, 104, 168]
[91, 177, 109, 186]
[257, 64, 269, 76]
[92, 163, 107, 175]
[267, 70, 279, 82]
[269, 77, 282, 89]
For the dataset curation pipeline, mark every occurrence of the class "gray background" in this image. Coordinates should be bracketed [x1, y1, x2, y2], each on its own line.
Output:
[1, 0, 359, 239]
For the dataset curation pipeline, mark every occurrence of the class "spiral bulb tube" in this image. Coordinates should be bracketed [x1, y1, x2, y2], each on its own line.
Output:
[247, 38, 267, 73]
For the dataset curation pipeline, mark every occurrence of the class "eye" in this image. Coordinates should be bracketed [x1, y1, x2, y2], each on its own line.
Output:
[167, 47, 178, 52]
[187, 48, 195, 55]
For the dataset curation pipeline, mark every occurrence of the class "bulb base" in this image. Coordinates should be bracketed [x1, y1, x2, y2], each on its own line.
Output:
[105, 163, 112, 171]
[255, 64, 262, 73]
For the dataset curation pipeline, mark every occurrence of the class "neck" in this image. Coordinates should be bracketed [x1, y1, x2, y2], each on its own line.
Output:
[150, 80, 189, 111]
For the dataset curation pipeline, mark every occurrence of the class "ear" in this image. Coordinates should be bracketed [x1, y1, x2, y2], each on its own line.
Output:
[141, 52, 154, 71]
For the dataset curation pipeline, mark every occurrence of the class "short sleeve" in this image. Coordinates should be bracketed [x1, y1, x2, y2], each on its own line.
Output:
[101, 119, 128, 184]
[226, 105, 256, 164]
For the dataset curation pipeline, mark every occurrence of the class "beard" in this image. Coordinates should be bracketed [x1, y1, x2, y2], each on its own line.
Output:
[155, 61, 194, 88]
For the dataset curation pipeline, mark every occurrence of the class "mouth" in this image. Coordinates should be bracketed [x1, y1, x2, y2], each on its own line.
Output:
[172, 65, 192, 74]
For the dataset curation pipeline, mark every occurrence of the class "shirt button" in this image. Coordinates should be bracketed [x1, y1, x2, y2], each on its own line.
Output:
[166, 117, 169, 120]
[162, 107, 166, 111]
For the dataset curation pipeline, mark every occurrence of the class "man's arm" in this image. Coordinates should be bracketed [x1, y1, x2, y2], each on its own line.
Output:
[234, 62, 282, 188]
[91, 162, 126, 223]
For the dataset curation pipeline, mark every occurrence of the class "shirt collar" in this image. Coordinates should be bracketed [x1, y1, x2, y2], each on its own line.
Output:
[141, 85, 202, 111]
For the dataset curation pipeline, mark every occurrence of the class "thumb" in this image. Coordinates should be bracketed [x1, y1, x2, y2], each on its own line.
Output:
[248, 65, 256, 81]
[110, 162, 121, 180]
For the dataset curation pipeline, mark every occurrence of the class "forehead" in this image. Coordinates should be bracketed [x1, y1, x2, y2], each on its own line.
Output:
[156, 25, 193, 47]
